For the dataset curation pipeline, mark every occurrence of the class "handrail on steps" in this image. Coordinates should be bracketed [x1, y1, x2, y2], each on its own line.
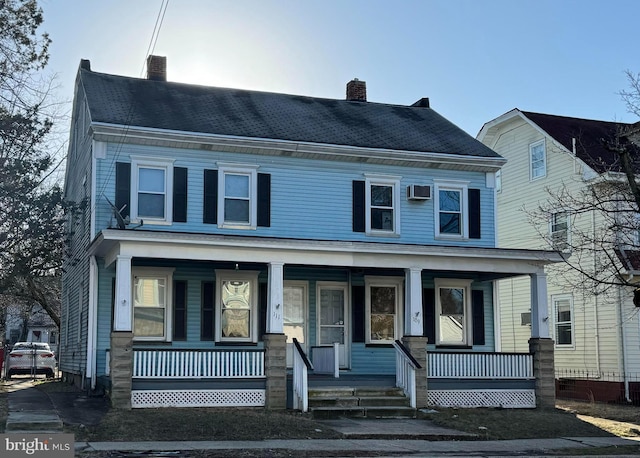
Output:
[393, 340, 420, 408]
[292, 338, 313, 412]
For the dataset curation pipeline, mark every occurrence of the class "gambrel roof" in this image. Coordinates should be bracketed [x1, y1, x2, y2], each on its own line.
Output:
[479, 109, 638, 174]
[521, 111, 634, 174]
[78, 67, 500, 159]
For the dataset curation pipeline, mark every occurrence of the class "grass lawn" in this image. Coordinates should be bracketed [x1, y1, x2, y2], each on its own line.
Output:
[3, 379, 640, 456]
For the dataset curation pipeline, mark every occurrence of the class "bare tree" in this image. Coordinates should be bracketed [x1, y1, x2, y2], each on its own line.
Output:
[0, 0, 68, 329]
[526, 71, 640, 300]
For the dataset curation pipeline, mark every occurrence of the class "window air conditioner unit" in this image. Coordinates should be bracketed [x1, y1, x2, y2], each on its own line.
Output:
[407, 185, 431, 201]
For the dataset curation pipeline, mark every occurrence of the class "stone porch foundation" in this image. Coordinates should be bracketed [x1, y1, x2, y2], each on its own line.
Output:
[264, 333, 287, 409]
[110, 331, 133, 409]
[529, 337, 555, 408]
[402, 335, 428, 408]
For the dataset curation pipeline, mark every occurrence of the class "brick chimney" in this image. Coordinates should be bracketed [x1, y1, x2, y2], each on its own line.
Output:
[346, 78, 366, 101]
[146, 55, 167, 81]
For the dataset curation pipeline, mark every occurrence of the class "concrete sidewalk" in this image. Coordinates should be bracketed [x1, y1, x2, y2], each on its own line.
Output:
[75, 436, 640, 456]
[4, 377, 640, 457]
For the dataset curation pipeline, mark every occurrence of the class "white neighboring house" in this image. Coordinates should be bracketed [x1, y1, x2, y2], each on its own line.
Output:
[478, 109, 640, 403]
[4, 303, 58, 355]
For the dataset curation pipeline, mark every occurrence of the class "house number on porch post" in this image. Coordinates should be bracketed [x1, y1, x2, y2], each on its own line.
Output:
[113, 255, 133, 331]
[267, 262, 285, 334]
[530, 272, 550, 339]
[405, 267, 423, 336]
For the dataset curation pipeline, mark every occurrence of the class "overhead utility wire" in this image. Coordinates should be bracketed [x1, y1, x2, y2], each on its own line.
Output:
[96, 0, 171, 206]
[141, 0, 170, 77]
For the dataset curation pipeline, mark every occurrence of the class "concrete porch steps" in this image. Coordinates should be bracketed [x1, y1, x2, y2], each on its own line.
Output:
[308, 386, 416, 419]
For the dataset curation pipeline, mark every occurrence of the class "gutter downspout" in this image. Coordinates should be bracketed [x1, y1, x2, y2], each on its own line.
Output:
[87, 256, 99, 391]
[617, 284, 631, 402]
[592, 210, 601, 375]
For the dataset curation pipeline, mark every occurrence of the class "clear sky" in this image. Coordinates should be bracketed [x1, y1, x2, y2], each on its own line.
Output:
[41, 0, 640, 137]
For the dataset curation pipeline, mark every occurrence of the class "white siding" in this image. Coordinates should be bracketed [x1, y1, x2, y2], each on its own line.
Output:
[482, 114, 640, 376]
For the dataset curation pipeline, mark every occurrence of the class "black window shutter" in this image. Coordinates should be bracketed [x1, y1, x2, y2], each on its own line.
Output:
[472, 289, 485, 346]
[423, 288, 436, 344]
[201, 281, 215, 340]
[173, 280, 187, 340]
[173, 167, 188, 223]
[203, 169, 218, 224]
[115, 162, 131, 219]
[469, 188, 481, 239]
[352, 180, 365, 233]
[259, 282, 268, 338]
[352, 285, 365, 343]
[257, 173, 271, 227]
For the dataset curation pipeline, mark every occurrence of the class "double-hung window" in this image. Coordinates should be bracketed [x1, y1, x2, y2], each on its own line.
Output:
[365, 174, 401, 235]
[550, 211, 569, 251]
[434, 278, 472, 346]
[553, 295, 573, 347]
[530, 140, 546, 180]
[132, 267, 175, 341]
[130, 157, 174, 224]
[365, 276, 403, 344]
[218, 163, 258, 229]
[216, 270, 259, 343]
[434, 180, 469, 239]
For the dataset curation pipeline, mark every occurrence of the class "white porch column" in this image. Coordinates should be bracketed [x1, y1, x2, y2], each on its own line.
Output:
[404, 267, 423, 336]
[113, 255, 132, 331]
[530, 272, 550, 338]
[266, 262, 284, 334]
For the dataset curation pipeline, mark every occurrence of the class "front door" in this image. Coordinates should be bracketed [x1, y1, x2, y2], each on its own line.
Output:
[284, 281, 308, 368]
[317, 282, 349, 368]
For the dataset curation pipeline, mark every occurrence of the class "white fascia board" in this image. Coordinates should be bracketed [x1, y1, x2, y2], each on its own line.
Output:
[90, 123, 506, 172]
[92, 229, 563, 275]
[477, 108, 522, 143]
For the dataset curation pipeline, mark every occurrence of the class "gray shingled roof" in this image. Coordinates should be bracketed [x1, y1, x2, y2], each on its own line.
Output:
[79, 68, 501, 158]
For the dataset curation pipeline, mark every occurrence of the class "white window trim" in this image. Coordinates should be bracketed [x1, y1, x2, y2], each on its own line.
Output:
[529, 139, 547, 181]
[549, 210, 570, 252]
[433, 180, 469, 240]
[434, 278, 472, 346]
[552, 294, 574, 349]
[364, 174, 401, 236]
[215, 270, 259, 343]
[364, 276, 404, 345]
[130, 156, 174, 225]
[217, 163, 259, 230]
[131, 267, 175, 342]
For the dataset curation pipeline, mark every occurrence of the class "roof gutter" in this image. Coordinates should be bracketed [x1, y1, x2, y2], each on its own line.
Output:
[90, 123, 507, 172]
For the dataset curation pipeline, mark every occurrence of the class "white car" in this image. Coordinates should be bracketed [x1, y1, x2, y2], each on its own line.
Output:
[6, 342, 56, 379]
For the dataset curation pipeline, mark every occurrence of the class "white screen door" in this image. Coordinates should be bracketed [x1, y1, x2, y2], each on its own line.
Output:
[284, 282, 307, 368]
[318, 283, 349, 368]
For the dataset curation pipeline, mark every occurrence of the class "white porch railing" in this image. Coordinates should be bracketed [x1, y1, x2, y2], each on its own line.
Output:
[133, 349, 265, 379]
[292, 338, 313, 412]
[393, 340, 420, 408]
[428, 352, 533, 379]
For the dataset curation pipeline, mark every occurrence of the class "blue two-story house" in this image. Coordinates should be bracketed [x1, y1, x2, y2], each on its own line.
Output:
[62, 56, 562, 411]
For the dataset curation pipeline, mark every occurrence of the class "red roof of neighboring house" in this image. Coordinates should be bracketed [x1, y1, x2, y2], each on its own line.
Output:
[522, 111, 637, 174]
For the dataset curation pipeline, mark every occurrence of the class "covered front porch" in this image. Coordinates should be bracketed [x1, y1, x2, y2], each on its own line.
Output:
[89, 229, 562, 410]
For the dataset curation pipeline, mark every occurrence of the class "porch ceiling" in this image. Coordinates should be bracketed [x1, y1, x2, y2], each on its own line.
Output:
[90, 229, 564, 277]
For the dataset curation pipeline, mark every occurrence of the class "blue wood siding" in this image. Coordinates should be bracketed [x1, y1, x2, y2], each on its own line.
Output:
[95, 262, 496, 377]
[94, 143, 495, 247]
